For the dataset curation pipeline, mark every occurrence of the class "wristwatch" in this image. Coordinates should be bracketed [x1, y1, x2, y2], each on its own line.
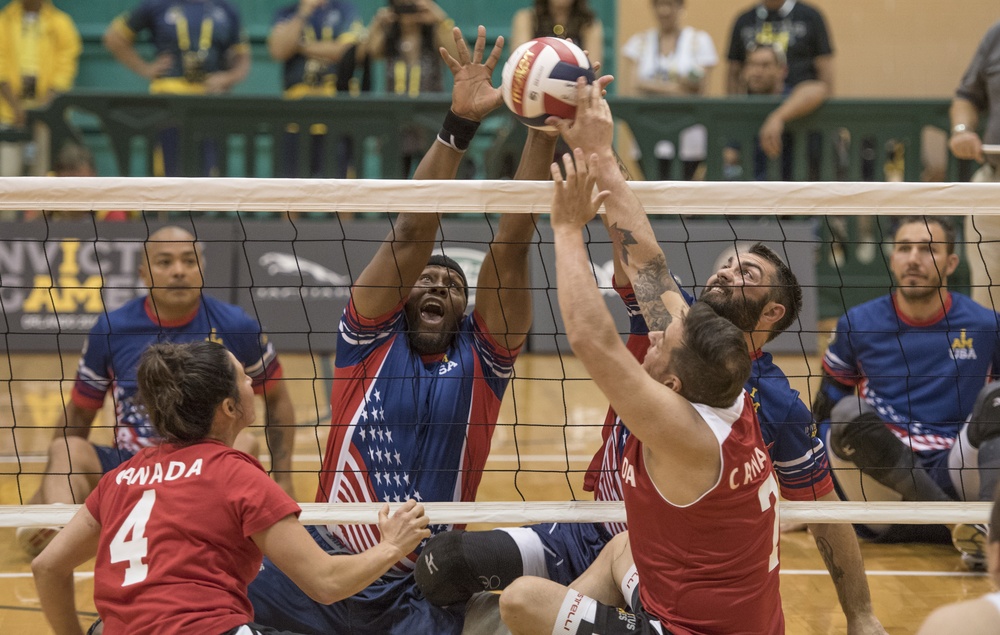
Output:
[952, 123, 971, 135]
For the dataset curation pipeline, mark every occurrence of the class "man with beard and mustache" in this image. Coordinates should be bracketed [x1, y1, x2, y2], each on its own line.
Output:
[246, 26, 557, 635]
[415, 243, 884, 631]
[816, 216, 1000, 571]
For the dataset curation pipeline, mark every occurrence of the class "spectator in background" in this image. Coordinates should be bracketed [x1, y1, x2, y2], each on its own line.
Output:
[269, 0, 365, 179]
[24, 142, 134, 222]
[363, 0, 457, 176]
[510, 0, 603, 65]
[619, 0, 716, 180]
[727, 0, 832, 181]
[103, 0, 251, 176]
[0, 0, 81, 178]
[950, 20, 1000, 311]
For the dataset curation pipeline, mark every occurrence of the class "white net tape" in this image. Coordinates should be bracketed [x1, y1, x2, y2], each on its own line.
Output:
[0, 501, 991, 528]
[1, 176, 995, 529]
[0, 176, 999, 214]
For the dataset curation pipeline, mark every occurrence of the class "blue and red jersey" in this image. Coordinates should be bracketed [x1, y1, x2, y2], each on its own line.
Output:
[319, 297, 520, 572]
[72, 295, 282, 453]
[822, 292, 1000, 453]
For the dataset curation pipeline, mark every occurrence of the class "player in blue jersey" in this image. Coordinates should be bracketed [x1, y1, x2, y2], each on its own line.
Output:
[815, 215, 1000, 569]
[247, 26, 556, 635]
[17, 226, 297, 558]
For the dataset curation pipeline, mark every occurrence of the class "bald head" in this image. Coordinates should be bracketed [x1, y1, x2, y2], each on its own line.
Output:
[140, 226, 205, 321]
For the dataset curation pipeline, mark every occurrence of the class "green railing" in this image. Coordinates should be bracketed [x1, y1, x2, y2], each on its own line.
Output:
[24, 93, 971, 320]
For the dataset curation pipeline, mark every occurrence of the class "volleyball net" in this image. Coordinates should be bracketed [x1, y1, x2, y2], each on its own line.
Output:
[0, 176, 998, 527]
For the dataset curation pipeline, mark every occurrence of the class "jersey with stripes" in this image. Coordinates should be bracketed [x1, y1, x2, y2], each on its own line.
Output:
[823, 292, 1000, 452]
[318, 298, 519, 573]
[71, 295, 282, 454]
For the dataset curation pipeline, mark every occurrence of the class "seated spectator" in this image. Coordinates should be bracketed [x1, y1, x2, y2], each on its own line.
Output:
[268, 0, 365, 179]
[917, 487, 998, 635]
[23, 142, 133, 222]
[619, 0, 716, 180]
[363, 0, 457, 175]
[32, 340, 430, 635]
[510, 0, 603, 64]
[726, 0, 833, 180]
[815, 215, 1000, 570]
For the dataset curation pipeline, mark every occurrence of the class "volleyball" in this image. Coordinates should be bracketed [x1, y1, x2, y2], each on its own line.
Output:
[501, 37, 595, 131]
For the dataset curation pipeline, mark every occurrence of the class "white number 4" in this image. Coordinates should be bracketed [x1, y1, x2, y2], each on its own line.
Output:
[109, 489, 156, 586]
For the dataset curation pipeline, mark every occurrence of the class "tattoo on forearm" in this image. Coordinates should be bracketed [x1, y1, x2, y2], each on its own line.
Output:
[633, 255, 677, 332]
[608, 222, 639, 266]
[815, 537, 846, 586]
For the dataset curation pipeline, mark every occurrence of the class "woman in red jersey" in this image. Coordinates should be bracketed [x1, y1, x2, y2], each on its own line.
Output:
[33, 340, 430, 635]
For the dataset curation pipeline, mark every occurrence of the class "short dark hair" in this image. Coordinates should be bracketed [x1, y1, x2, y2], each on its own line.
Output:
[895, 215, 957, 254]
[746, 42, 787, 67]
[748, 243, 802, 341]
[670, 302, 752, 408]
[137, 341, 241, 445]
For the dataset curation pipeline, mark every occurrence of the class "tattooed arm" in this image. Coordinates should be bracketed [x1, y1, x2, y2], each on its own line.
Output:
[555, 78, 689, 328]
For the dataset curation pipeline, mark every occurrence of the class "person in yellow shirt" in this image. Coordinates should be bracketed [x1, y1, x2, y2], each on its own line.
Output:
[0, 0, 80, 177]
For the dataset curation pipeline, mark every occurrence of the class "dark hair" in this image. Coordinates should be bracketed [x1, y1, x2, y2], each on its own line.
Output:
[533, 0, 596, 42]
[748, 243, 802, 341]
[895, 215, 957, 254]
[54, 142, 95, 174]
[669, 302, 752, 407]
[427, 254, 469, 298]
[746, 42, 787, 67]
[137, 341, 240, 445]
[385, 0, 437, 58]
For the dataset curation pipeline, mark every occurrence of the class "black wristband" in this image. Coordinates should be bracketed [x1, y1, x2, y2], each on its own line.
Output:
[436, 110, 480, 152]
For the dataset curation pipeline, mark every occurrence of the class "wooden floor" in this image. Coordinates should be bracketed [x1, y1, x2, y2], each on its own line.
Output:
[0, 352, 993, 633]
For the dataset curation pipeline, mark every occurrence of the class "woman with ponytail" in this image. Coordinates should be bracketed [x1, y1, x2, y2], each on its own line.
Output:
[32, 340, 430, 635]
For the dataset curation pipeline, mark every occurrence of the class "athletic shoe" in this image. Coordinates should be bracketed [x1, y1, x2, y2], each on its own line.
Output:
[16, 526, 60, 558]
[951, 523, 989, 572]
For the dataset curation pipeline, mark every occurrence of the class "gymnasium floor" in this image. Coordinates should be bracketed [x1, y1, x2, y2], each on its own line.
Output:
[0, 352, 992, 633]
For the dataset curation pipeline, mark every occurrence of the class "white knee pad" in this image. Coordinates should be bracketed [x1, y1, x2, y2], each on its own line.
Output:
[552, 589, 597, 635]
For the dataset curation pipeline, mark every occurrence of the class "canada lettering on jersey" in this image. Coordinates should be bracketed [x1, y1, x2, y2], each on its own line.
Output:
[114, 459, 203, 486]
[730, 446, 769, 489]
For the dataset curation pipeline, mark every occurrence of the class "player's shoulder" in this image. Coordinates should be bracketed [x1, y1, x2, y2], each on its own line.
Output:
[951, 292, 1000, 322]
[838, 294, 893, 327]
[201, 295, 260, 327]
[790, 1, 828, 20]
[100, 296, 149, 330]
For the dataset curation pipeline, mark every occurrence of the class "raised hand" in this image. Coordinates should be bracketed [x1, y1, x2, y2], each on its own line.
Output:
[439, 25, 504, 121]
[549, 76, 616, 155]
[550, 148, 610, 232]
[377, 500, 431, 558]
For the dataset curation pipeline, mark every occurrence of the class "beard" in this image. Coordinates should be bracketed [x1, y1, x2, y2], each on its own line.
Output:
[406, 328, 455, 356]
[698, 287, 769, 333]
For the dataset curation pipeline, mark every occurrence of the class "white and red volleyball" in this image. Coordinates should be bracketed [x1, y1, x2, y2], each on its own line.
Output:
[501, 37, 595, 130]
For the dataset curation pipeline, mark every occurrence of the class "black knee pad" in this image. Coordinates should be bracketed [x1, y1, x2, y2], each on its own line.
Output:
[414, 530, 524, 607]
[829, 412, 910, 469]
[967, 381, 1000, 448]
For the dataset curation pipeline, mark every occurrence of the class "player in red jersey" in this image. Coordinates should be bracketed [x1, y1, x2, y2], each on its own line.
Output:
[499, 79, 783, 634]
[31, 340, 429, 635]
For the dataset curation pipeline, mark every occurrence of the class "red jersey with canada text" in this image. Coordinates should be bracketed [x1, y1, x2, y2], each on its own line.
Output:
[86, 441, 301, 635]
[621, 391, 784, 635]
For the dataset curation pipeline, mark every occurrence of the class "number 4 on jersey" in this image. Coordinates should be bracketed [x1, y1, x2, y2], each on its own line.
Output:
[109, 489, 156, 586]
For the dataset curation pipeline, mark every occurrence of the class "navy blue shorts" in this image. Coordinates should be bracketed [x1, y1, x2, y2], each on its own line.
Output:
[527, 522, 614, 585]
[94, 445, 136, 474]
[248, 526, 464, 635]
